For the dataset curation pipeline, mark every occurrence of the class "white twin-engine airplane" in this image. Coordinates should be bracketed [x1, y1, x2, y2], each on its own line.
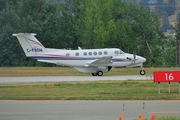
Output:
[13, 33, 146, 76]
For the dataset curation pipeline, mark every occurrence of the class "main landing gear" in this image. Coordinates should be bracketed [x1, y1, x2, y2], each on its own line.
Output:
[91, 67, 145, 76]
[92, 70, 103, 76]
[91, 67, 112, 76]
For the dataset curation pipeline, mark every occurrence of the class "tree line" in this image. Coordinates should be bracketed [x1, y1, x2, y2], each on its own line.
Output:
[0, 0, 178, 67]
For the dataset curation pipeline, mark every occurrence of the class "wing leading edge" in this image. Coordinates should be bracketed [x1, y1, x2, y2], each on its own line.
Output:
[84, 56, 113, 67]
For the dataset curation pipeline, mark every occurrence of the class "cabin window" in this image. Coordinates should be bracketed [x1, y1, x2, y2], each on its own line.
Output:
[75, 52, 79, 56]
[89, 52, 92, 56]
[66, 53, 70, 56]
[84, 52, 87, 56]
[94, 52, 97, 55]
[104, 51, 108, 55]
[98, 51, 102, 55]
[114, 51, 119, 55]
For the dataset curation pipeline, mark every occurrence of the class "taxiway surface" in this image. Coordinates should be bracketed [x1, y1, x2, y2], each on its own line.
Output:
[0, 75, 153, 83]
[0, 100, 180, 120]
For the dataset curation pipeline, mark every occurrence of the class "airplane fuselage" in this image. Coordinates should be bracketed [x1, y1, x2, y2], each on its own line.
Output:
[29, 48, 145, 72]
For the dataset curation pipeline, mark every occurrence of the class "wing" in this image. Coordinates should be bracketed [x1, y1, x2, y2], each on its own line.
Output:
[37, 60, 57, 64]
[85, 56, 113, 67]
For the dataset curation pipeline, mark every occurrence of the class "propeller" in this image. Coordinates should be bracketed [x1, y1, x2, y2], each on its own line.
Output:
[127, 53, 137, 66]
[133, 54, 136, 65]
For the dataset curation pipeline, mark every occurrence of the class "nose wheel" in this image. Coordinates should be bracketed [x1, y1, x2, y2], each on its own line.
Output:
[140, 64, 145, 75]
[140, 69, 145, 75]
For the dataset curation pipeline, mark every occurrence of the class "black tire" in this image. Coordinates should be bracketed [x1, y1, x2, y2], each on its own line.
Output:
[97, 71, 103, 76]
[92, 73, 97, 76]
[140, 70, 145, 75]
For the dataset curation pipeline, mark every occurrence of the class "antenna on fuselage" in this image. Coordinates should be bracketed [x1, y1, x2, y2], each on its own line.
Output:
[78, 46, 82, 50]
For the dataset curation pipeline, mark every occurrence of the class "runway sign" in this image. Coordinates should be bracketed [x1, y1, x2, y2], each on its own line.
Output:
[154, 71, 180, 82]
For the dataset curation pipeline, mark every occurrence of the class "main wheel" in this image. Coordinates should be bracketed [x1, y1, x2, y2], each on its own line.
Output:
[140, 70, 145, 75]
[97, 71, 103, 76]
[92, 73, 97, 76]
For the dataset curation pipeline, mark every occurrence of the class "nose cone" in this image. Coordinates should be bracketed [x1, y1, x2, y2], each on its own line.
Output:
[139, 56, 146, 63]
[141, 57, 146, 63]
[136, 56, 146, 64]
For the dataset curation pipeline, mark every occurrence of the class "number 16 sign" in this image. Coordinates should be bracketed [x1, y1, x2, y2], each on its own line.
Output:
[154, 71, 180, 82]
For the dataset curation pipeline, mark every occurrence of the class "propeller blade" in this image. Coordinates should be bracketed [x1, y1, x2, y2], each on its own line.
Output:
[133, 54, 136, 65]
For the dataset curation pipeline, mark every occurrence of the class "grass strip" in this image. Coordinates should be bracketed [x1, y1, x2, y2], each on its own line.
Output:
[0, 80, 180, 100]
[0, 67, 180, 76]
[145, 116, 180, 120]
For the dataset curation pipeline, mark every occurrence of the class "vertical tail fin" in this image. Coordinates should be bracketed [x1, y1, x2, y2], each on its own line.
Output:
[12, 33, 47, 57]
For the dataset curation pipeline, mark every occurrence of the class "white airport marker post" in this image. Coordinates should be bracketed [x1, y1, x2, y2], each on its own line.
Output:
[122, 103, 125, 120]
[179, 82, 180, 93]
[123, 104, 125, 120]
[142, 102, 145, 120]
[158, 82, 160, 94]
[168, 82, 170, 94]
[119, 104, 125, 120]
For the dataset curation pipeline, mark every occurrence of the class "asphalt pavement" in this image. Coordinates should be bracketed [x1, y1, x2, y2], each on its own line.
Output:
[0, 75, 153, 83]
[0, 100, 179, 120]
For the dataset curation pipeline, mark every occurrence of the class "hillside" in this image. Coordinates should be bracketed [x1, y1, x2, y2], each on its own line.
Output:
[168, 0, 180, 26]
[168, 10, 180, 27]
[131, 0, 180, 28]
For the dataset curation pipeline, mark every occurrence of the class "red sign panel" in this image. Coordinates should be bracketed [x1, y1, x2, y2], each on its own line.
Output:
[154, 71, 180, 82]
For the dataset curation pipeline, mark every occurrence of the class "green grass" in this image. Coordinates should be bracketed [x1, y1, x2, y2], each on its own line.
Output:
[0, 80, 180, 100]
[145, 116, 180, 120]
[0, 67, 180, 100]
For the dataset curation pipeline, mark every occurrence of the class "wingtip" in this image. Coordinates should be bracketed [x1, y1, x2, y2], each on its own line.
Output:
[12, 34, 18, 36]
[12, 33, 37, 37]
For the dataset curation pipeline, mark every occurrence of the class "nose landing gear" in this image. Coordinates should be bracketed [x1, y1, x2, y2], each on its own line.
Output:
[140, 69, 145, 75]
[140, 64, 145, 75]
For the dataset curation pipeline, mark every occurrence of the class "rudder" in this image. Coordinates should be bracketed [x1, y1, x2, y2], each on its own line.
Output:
[12, 33, 47, 57]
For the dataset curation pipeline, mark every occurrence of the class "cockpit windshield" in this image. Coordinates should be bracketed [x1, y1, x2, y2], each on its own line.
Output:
[119, 49, 124, 54]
